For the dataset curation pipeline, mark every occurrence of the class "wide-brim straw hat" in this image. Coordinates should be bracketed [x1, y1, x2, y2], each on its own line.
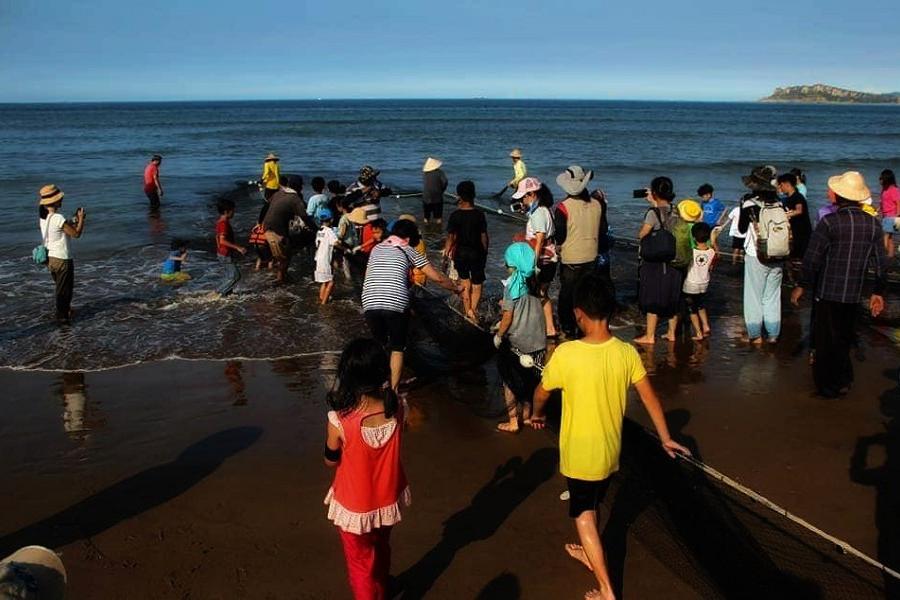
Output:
[423, 157, 443, 172]
[38, 184, 64, 206]
[828, 171, 871, 202]
[348, 207, 369, 225]
[677, 199, 703, 223]
[556, 165, 593, 197]
[398, 213, 417, 223]
[509, 148, 523, 159]
[0, 545, 67, 600]
[264, 153, 279, 162]
[742, 165, 778, 193]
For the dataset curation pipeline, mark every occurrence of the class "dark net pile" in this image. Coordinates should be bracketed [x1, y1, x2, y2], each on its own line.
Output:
[608, 420, 898, 599]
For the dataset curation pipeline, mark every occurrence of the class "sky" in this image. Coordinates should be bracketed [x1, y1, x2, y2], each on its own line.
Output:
[1, 0, 898, 102]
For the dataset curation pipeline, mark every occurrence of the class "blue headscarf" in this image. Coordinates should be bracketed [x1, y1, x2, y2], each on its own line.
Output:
[504, 242, 536, 300]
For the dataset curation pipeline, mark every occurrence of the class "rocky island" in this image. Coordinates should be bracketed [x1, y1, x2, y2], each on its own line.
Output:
[762, 84, 900, 104]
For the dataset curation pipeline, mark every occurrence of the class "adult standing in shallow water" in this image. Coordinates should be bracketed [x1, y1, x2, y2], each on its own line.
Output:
[507, 148, 527, 194]
[792, 171, 886, 398]
[348, 165, 386, 223]
[262, 177, 305, 284]
[362, 219, 461, 389]
[37, 185, 85, 323]
[634, 177, 682, 345]
[554, 165, 601, 339]
[143, 154, 163, 208]
[260, 153, 280, 201]
[421, 157, 448, 225]
[738, 166, 785, 344]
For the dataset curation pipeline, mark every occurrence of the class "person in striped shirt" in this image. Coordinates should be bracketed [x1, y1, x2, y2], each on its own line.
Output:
[362, 219, 460, 389]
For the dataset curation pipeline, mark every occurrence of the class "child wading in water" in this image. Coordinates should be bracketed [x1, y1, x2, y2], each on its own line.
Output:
[494, 242, 546, 432]
[531, 273, 689, 600]
[160, 239, 190, 283]
[214, 198, 246, 298]
[682, 221, 715, 340]
[324, 338, 410, 600]
[315, 208, 338, 304]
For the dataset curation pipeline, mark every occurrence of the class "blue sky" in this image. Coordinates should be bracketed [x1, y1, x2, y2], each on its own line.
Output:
[1, 0, 897, 102]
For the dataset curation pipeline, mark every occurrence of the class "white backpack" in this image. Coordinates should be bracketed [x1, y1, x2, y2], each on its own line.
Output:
[752, 202, 791, 261]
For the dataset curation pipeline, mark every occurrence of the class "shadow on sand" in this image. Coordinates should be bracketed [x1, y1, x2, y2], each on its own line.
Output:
[0, 426, 262, 556]
[393, 447, 557, 599]
[850, 369, 900, 597]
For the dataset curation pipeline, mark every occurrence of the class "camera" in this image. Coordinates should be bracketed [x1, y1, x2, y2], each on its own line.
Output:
[633, 189, 648, 199]
[509, 202, 525, 213]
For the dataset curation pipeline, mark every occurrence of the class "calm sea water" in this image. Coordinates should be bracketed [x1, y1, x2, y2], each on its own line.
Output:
[1, 100, 898, 370]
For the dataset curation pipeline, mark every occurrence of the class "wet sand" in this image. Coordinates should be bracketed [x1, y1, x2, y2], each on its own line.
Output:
[1, 288, 898, 599]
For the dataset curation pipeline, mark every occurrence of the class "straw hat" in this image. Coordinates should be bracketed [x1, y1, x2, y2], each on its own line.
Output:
[827, 171, 871, 202]
[398, 213, 417, 223]
[38, 184, 64, 206]
[0, 546, 67, 600]
[264, 152, 279, 162]
[677, 199, 703, 223]
[556, 165, 593, 197]
[422, 157, 443, 172]
[509, 148, 523, 159]
[348, 207, 369, 225]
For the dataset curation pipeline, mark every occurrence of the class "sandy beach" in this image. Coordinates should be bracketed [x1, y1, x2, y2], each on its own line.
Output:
[1, 293, 897, 599]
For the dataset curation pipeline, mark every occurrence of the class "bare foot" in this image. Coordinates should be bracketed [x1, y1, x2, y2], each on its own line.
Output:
[496, 422, 519, 433]
[565, 544, 594, 572]
[662, 334, 677, 342]
[751, 337, 764, 346]
[585, 587, 615, 600]
[633, 335, 655, 345]
[702, 328, 711, 337]
[691, 334, 704, 341]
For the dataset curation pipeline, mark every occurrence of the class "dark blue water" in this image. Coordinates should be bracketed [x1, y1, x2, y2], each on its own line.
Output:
[1, 100, 898, 369]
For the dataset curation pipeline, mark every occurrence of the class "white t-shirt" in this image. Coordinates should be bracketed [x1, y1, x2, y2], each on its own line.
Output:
[314, 226, 338, 283]
[39, 213, 70, 260]
[525, 206, 554, 240]
[727, 206, 744, 239]
[738, 199, 762, 257]
[683, 247, 716, 294]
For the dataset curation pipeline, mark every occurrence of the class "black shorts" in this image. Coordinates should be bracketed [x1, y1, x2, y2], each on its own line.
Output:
[264, 187, 278, 201]
[145, 189, 160, 207]
[496, 344, 541, 403]
[364, 310, 410, 352]
[731, 236, 745, 250]
[566, 477, 611, 518]
[453, 250, 486, 285]
[423, 202, 443, 221]
[683, 292, 706, 314]
[537, 261, 558, 285]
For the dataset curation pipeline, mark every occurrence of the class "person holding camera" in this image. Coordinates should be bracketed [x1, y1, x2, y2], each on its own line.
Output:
[37, 184, 85, 323]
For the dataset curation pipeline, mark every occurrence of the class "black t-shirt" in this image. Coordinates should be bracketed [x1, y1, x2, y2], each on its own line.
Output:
[784, 191, 812, 239]
[447, 208, 487, 258]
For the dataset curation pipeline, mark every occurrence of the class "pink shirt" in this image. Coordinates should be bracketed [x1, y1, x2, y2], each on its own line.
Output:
[881, 185, 900, 218]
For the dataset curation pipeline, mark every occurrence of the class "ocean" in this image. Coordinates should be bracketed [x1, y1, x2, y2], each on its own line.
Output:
[1, 99, 898, 371]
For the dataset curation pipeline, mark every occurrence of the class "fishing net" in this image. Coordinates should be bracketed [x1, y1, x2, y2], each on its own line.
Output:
[611, 420, 899, 599]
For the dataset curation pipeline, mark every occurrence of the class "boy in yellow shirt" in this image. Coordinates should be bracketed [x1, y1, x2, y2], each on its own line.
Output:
[531, 273, 689, 600]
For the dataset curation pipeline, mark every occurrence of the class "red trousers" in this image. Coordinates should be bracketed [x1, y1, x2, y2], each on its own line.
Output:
[338, 526, 393, 600]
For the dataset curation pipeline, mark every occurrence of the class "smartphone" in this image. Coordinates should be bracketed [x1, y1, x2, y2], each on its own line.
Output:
[632, 189, 648, 199]
[509, 202, 525, 213]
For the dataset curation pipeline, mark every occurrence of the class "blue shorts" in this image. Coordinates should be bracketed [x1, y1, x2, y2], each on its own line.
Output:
[882, 218, 896, 234]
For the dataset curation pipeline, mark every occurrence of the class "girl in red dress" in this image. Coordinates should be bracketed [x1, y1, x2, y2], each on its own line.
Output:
[324, 339, 410, 600]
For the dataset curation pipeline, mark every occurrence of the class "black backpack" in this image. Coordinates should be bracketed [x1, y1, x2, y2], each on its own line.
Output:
[639, 208, 677, 263]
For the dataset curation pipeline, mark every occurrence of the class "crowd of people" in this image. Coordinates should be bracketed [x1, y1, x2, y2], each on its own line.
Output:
[30, 149, 898, 599]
